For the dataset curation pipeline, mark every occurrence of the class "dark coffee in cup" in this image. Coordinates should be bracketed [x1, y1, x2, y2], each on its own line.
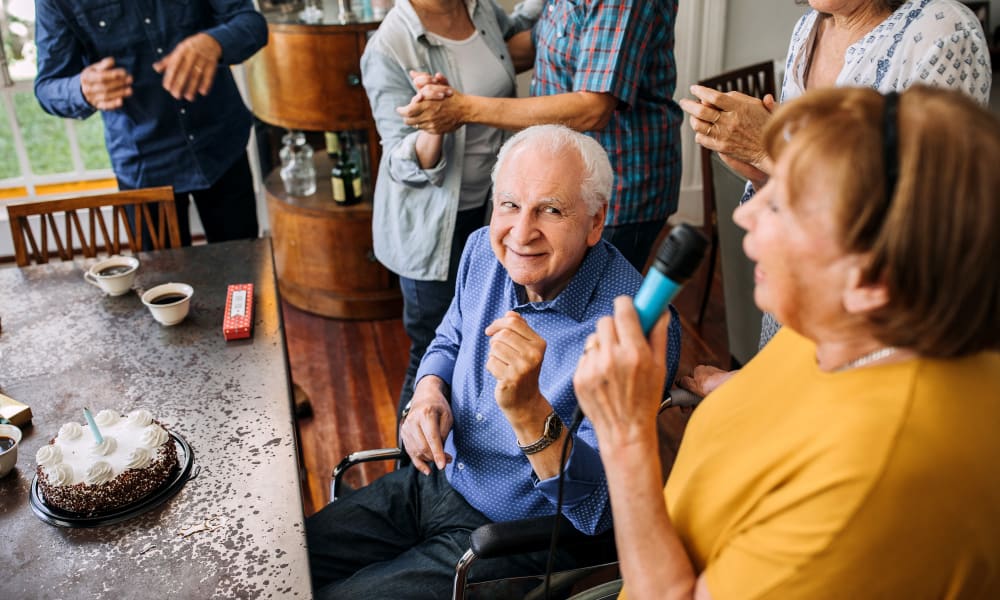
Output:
[0, 436, 15, 452]
[97, 265, 134, 277]
[150, 294, 188, 305]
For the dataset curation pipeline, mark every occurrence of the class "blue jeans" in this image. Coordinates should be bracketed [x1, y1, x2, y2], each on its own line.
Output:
[397, 206, 487, 421]
[601, 219, 667, 272]
[307, 467, 568, 599]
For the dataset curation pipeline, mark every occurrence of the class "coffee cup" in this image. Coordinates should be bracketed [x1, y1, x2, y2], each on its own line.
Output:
[84, 255, 140, 296]
[0, 423, 22, 478]
[141, 282, 194, 326]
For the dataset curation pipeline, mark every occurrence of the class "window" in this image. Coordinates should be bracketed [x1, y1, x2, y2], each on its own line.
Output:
[1, 0, 115, 202]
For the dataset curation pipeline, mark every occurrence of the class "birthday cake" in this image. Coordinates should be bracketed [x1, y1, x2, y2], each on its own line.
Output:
[34, 409, 179, 516]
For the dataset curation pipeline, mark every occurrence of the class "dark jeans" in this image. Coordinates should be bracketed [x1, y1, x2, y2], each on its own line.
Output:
[122, 154, 259, 247]
[601, 219, 667, 272]
[397, 205, 487, 422]
[306, 466, 570, 600]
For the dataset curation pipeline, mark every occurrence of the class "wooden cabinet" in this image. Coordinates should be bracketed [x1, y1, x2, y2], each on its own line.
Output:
[246, 17, 400, 319]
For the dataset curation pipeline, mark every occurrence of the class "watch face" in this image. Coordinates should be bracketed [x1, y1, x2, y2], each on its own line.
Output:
[545, 412, 563, 439]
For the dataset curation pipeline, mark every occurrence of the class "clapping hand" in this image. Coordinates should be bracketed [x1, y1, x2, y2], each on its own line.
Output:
[153, 32, 222, 101]
[81, 57, 133, 110]
[679, 85, 777, 187]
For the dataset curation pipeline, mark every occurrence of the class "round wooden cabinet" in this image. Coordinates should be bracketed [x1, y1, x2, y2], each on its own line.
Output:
[264, 156, 400, 319]
[246, 12, 400, 319]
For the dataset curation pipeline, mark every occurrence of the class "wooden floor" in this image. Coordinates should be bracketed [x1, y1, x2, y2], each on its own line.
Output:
[285, 239, 729, 516]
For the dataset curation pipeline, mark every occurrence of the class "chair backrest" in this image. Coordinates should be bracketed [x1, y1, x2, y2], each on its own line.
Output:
[711, 153, 764, 365]
[5, 186, 180, 267]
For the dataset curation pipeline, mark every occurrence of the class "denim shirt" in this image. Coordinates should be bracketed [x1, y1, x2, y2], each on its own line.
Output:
[416, 228, 682, 534]
[361, 0, 541, 281]
[34, 0, 267, 193]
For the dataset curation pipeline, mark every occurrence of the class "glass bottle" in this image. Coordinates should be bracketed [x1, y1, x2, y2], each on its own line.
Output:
[331, 133, 362, 206]
[279, 131, 317, 197]
[324, 131, 342, 163]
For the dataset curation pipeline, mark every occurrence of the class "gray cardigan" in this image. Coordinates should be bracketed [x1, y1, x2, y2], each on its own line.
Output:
[361, 0, 540, 281]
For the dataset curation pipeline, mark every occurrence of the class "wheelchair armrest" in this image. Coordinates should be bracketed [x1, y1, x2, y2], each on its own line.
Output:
[469, 515, 616, 562]
[660, 387, 704, 411]
[331, 447, 403, 501]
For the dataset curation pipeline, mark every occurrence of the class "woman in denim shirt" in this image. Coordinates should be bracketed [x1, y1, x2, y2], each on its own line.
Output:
[361, 0, 540, 420]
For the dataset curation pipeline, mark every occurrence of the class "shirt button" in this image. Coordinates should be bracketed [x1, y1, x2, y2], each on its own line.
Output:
[157, 47, 163, 54]
[144, 17, 152, 24]
[531, 77, 536, 86]
[98, 20, 106, 27]
[457, 462, 465, 470]
[180, 108, 187, 114]
[188, 134, 195, 141]
[476, 413, 484, 422]
[548, 3, 554, 11]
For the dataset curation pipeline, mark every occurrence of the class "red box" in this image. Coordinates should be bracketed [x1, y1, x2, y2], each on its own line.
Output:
[223, 283, 254, 341]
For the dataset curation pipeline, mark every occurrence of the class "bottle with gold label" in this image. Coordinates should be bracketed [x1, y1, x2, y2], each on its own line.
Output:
[330, 134, 362, 206]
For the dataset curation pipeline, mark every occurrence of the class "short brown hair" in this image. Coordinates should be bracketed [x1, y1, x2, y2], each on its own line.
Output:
[763, 86, 1000, 357]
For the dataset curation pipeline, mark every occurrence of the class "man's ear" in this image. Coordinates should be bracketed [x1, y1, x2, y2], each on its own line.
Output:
[843, 264, 889, 314]
[586, 204, 608, 247]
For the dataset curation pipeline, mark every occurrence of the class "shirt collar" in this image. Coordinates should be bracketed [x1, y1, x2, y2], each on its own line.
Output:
[506, 241, 614, 323]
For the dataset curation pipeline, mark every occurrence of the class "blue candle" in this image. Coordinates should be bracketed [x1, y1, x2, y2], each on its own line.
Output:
[83, 407, 104, 445]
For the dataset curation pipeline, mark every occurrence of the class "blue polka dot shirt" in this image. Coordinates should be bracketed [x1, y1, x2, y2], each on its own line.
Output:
[416, 227, 682, 534]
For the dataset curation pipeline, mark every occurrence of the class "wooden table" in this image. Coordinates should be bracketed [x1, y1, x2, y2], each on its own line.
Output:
[0, 238, 312, 599]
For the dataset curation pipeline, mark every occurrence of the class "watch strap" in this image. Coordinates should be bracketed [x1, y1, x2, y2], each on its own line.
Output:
[517, 411, 563, 455]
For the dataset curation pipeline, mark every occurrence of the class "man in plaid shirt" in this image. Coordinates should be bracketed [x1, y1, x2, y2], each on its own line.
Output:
[398, 0, 682, 271]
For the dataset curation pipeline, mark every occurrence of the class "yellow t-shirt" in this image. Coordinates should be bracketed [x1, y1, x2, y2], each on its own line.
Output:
[655, 328, 1000, 599]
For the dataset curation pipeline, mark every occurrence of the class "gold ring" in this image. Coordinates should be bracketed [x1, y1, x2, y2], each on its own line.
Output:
[584, 337, 599, 353]
[706, 123, 716, 137]
[194, 66, 203, 73]
[712, 112, 721, 124]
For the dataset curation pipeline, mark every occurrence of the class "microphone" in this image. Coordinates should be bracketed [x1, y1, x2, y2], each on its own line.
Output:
[569, 224, 707, 431]
[633, 223, 708, 334]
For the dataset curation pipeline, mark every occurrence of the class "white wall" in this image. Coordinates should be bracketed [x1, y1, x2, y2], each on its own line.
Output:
[723, 0, 808, 74]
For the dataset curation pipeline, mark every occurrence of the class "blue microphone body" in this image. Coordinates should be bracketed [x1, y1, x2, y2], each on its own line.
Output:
[632, 223, 709, 335]
[634, 269, 682, 334]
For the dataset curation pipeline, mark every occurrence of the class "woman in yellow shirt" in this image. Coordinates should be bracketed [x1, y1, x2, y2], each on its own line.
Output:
[573, 86, 1000, 599]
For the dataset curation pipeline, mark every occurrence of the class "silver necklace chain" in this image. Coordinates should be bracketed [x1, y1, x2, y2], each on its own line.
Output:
[835, 346, 898, 372]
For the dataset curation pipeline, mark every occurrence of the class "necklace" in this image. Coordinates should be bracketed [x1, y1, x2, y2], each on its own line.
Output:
[834, 346, 897, 372]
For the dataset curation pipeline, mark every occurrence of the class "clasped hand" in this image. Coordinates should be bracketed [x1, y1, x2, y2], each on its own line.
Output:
[153, 32, 222, 102]
[396, 70, 463, 134]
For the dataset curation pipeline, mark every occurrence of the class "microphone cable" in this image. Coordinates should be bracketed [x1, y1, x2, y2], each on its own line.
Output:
[542, 407, 585, 600]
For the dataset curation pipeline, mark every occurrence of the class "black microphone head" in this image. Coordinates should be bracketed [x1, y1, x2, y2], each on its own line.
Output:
[651, 223, 708, 284]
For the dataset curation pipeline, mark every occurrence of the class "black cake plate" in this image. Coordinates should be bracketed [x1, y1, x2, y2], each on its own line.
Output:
[29, 432, 194, 528]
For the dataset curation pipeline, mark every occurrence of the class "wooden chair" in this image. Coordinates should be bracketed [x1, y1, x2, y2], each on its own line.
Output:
[6, 186, 181, 267]
[695, 60, 775, 328]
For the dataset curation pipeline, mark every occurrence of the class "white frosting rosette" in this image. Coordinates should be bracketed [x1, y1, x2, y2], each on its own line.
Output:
[127, 409, 153, 427]
[91, 436, 118, 456]
[126, 447, 153, 470]
[58, 422, 83, 441]
[35, 444, 63, 466]
[94, 409, 121, 427]
[85, 461, 114, 485]
[140, 424, 168, 448]
[44, 463, 74, 486]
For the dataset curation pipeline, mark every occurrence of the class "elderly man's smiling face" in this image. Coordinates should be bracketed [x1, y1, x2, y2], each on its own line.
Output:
[489, 143, 606, 303]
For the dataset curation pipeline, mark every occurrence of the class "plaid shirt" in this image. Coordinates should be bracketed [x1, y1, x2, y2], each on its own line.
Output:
[531, 0, 682, 225]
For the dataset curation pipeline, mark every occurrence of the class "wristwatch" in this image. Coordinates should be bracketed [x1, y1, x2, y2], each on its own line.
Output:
[517, 411, 564, 455]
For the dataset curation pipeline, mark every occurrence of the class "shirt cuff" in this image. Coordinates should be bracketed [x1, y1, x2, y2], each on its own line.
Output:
[533, 437, 604, 507]
[415, 353, 455, 389]
[391, 131, 448, 185]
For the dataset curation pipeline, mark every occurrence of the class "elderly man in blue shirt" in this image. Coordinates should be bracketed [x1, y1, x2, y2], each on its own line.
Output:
[34, 0, 266, 245]
[306, 124, 681, 599]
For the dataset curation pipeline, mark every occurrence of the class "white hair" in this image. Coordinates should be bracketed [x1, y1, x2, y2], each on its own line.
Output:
[491, 124, 613, 216]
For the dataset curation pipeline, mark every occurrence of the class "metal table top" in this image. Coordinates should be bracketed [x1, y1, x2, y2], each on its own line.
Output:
[0, 238, 312, 599]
